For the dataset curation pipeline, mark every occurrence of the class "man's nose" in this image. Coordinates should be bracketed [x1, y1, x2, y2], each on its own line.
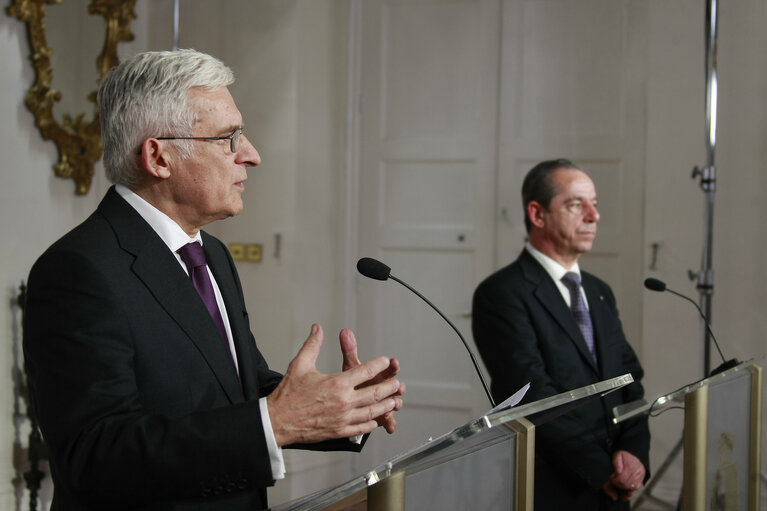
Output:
[584, 202, 600, 222]
[237, 134, 261, 166]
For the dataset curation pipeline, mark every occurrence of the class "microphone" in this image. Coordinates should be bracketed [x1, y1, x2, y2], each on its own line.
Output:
[643, 278, 738, 375]
[643, 278, 667, 292]
[357, 257, 391, 281]
[357, 257, 496, 408]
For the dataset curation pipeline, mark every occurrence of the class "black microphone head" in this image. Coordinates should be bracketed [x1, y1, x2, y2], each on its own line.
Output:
[644, 278, 667, 292]
[357, 257, 391, 281]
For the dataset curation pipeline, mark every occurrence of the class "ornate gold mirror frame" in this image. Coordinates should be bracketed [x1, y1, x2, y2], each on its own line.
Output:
[7, 0, 137, 195]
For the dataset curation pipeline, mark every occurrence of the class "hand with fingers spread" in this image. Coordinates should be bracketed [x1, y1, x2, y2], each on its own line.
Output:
[339, 327, 405, 434]
[602, 450, 646, 501]
[267, 324, 405, 446]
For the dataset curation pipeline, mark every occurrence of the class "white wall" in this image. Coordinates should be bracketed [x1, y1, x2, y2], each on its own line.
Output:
[1, 1, 765, 510]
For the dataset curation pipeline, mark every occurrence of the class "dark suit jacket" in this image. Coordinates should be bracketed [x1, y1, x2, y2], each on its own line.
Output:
[472, 249, 650, 510]
[23, 187, 360, 511]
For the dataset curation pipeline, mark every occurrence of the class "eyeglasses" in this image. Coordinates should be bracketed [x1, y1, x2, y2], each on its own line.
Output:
[156, 127, 244, 153]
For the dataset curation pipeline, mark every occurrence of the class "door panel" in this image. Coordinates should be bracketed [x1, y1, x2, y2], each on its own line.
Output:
[495, 0, 647, 343]
[353, 0, 501, 471]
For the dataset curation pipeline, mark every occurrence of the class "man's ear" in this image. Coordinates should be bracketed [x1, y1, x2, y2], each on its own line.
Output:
[139, 138, 172, 179]
[527, 201, 546, 228]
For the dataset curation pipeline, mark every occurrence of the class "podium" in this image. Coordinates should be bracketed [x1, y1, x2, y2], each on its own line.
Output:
[614, 357, 764, 511]
[269, 374, 635, 511]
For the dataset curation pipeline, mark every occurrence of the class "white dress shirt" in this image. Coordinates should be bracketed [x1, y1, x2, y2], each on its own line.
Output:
[525, 242, 589, 310]
[115, 185, 286, 479]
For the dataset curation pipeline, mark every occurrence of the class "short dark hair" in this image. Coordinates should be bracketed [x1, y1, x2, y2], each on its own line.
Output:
[521, 158, 579, 232]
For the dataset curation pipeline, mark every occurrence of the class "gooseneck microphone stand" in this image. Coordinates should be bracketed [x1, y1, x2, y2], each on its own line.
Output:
[635, 2, 720, 510]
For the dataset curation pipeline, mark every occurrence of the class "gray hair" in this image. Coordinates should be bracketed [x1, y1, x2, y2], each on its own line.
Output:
[97, 49, 235, 187]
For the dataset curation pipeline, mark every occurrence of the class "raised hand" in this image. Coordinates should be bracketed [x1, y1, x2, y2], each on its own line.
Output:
[267, 324, 404, 446]
[339, 327, 404, 433]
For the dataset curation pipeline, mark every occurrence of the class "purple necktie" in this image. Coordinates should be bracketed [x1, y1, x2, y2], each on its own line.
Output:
[178, 242, 229, 345]
[561, 272, 597, 363]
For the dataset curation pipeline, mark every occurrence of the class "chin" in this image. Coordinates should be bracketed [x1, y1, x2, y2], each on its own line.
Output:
[227, 198, 244, 217]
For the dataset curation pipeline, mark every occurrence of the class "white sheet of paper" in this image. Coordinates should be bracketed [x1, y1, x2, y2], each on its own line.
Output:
[487, 382, 531, 415]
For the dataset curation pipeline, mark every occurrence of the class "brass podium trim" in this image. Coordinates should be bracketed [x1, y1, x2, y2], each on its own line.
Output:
[367, 470, 405, 511]
[683, 383, 708, 510]
[508, 417, 535, 511]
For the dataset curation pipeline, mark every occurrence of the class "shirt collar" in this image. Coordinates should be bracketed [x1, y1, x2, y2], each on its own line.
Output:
[525, 241, 581, 284]
[115, 184, 201, 253]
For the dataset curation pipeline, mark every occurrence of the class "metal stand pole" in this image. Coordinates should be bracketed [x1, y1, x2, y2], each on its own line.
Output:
[633, 436, 683, 510]
[634, 1, 720, 508]
[690, 0, 718, 377]
[172, 0, 180, 51]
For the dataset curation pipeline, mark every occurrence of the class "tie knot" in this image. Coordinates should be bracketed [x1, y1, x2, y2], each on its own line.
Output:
[561, 272, 581, 290]
[178, 242, 207, 269]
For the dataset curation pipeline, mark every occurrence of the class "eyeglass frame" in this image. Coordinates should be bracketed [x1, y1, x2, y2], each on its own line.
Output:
[155, 127, 244, 153]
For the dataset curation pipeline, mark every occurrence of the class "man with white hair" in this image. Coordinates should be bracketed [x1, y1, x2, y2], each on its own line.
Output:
[24, 49, 404, 511]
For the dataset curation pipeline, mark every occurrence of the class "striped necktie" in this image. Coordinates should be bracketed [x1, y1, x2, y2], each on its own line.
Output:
[561, 272, 597, 363]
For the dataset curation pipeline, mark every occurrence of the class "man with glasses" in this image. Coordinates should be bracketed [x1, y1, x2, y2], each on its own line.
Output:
[472, 160, 649, 510]
[23, 49, 404, 511]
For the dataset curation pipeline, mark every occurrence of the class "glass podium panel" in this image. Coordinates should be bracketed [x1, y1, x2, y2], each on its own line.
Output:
[612, 356, 766, 425]
[612, 356, 764, 511]
[405, 436, 514, 510]
[269, 373, 634, 511]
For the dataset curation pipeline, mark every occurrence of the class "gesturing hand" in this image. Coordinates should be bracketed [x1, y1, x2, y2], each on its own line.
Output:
[339, 327, 405, 434]
[267, 324, 404, 446]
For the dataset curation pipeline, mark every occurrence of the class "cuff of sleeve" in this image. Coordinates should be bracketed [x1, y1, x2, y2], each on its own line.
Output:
[260, 397, 286, 480]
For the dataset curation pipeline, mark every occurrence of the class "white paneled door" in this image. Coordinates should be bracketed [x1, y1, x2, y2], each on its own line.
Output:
[495, 0, 647, 344]
[350, 0, 501, 473]
[349, 0, 647, 477]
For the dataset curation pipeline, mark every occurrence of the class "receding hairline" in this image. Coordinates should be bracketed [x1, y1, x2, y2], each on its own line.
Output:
[550, 166, 592, 186]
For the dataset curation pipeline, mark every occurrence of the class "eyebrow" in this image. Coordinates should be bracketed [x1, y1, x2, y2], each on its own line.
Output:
[205, 124, 243, 137]
[563, 196, 597, 203]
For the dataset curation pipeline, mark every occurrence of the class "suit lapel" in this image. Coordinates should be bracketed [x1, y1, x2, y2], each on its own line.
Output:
[520, 250, 599, 374]
[98, 188, 245, 403]
[581, 275, 611, 375]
